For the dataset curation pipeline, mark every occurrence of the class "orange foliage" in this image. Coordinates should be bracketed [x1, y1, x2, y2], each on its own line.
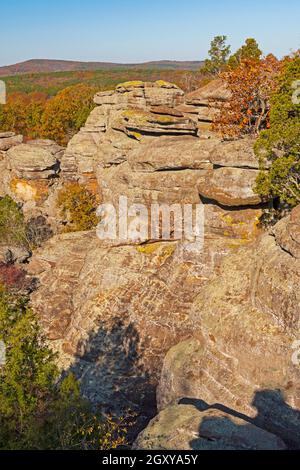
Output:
[40, 83, 96, 145]
[213, 55, 282, 137]
[0, 92, 47, 139]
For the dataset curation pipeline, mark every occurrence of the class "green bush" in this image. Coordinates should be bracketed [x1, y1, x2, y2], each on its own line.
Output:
[0, 196, 27, 247]
[255, 55, 300, 207]
[0, 286, 127, 449]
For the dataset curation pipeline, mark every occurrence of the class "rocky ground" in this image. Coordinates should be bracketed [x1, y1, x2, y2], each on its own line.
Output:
[0, 79, 299, 449]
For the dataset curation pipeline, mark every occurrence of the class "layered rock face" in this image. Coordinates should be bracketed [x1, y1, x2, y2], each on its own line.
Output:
[3, 79, 299, 448]
[60, 81, 192, 186]
[177, 79, 230, 133]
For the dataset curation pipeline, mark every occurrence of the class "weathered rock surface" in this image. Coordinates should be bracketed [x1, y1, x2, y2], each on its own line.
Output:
[7, 140, 62, 180]
[25, 80, 272, 434]
[134, 405, 286, 450]
[0, 132, 23, 151]
[0, 139, 63, 222]
[128, 136, 212, 172]
[208, 137, 259, 169]
[2, 79, 294, 449]
[198, 167, 262, 206]
[153, 209, 300, 449]
[177, 79, 230, 133]
[273, 205, 300, 259]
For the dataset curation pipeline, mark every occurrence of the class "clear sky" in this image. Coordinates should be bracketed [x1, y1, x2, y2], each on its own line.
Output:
[0, 0, 299, 66]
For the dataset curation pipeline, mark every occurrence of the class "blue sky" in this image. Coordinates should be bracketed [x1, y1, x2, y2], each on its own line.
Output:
[0, 0, 299, 66]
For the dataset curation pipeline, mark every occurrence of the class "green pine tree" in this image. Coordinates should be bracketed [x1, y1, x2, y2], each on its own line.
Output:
[203, 35, 231, 75]
[228, 38, 262, 69]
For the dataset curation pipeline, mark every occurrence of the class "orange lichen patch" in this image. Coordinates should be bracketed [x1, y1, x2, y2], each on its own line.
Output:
[10, 177, 49, 203]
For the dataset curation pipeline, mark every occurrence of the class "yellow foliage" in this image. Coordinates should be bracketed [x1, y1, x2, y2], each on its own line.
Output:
[57, 182, 99, 233]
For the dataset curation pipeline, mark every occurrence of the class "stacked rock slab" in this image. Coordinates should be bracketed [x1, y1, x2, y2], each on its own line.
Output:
[177, 78, 230, 134]
[60, 80, 194, 190]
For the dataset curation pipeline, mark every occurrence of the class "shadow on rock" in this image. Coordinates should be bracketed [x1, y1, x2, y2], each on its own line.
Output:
[180, 389, 300, 449]
[63, 317, 157, 440]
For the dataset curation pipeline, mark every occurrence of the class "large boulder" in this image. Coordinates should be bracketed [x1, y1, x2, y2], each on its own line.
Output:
[208, 137, 259, 169]
[134, 405, 286, 450]
[198, 167, 262, 206]
[0, 139, 63, 223]
[7, 139, 62, 180]
[177, 79, 230, 133]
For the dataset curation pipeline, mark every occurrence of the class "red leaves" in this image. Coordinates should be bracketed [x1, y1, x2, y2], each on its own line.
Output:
[0, 262, 27, 290]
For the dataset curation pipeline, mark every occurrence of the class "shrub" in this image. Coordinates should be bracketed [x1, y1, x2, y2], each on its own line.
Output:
[0, 264, 27, 291]
[57, 183, 99, 232]
[0, 196, 27, 247]
[0, 286, 127, 449]
[0, 197, 52, 250]
[25, 216, 53, 247]
[255, 55, 300, 207]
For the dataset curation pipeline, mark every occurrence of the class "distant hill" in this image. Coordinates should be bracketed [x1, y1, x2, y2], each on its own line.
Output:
[0, 59, 204, 76]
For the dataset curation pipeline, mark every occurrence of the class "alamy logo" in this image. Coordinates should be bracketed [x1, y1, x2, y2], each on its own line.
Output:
[292, 340, 300, 366]
[96, 196, 204, 251]
[0, 340, 6, 366]
[292, 80, 300, 105]
[0, 80, 6, 104]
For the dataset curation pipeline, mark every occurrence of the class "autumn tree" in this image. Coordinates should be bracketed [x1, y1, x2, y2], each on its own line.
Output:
[255, 55, 300, 207]
[0, 92, 47, 139]
[203, 36, 231, 75]
[228, 38, 262, 69]
[41, 83, 96, 145]
[213, 55, 281, 137]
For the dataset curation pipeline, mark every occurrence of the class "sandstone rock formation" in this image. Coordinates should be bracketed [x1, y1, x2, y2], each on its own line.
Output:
[0, 139, 63, 222]
[59, 80, 263, 247]
[134, 404, 286, 450]
[2, 79, 298, 449]
[177, 79, 230, 133]
[0, 131, 23, 151]
[149, 209, 300, 449]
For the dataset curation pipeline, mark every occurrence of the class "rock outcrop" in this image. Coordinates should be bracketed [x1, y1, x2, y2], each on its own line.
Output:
[0, 131, 23, 151]
[134, 405, 286, 450]
[0, 139, 63, 219]
[2, 79, 298, 449]
[177, 79, 230, 133]
[144, 208, 300, 449]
